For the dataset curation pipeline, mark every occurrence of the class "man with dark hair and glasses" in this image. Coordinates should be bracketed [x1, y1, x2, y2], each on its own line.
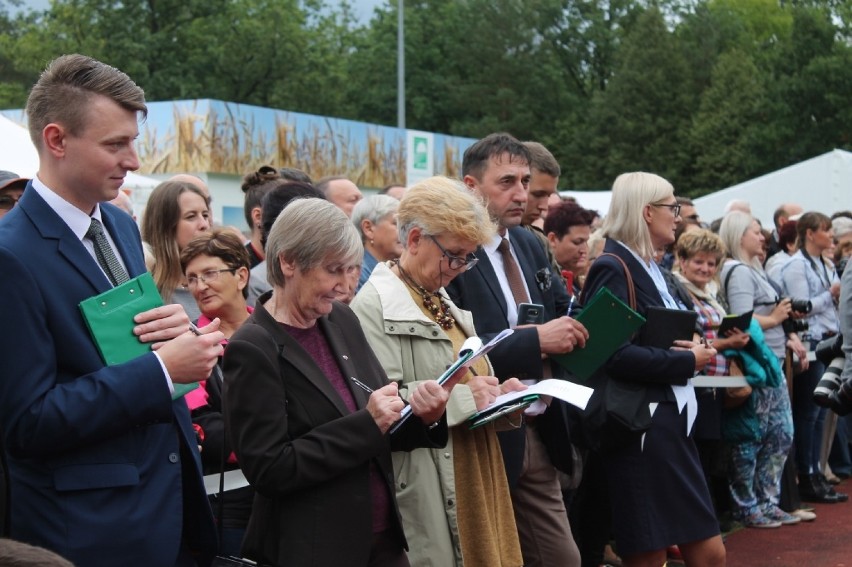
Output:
[0, 171, 28, 221]
[446, 132, 588, 567]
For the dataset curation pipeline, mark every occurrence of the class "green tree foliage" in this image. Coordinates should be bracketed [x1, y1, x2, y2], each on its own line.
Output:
[0, 0, 849, 195]
[688, 50, 769, 195]
[571, 7, 695, 189]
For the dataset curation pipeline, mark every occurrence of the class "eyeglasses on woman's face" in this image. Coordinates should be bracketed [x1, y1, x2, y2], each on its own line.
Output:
[429, 235, 478, 271]
[651, 202, 682, 217]
[0, 194, 20, 211]
[184, 268, 236, 288]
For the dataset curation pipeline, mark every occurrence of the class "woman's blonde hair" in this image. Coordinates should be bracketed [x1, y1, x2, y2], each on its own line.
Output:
[397, 176, 495, 246]
[601, 172, 674, 260]
[675, 229, 727, 265]
[719, 211, 761, 269]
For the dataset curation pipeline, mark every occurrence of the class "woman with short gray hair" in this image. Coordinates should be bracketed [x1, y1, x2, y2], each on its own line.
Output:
[352, 195, 404, 292]
[224, 198, 451, 566]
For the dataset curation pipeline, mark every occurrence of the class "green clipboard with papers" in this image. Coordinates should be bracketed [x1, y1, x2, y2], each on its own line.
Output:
[79, 272, 198, 400]
[551, 286, 645, 382]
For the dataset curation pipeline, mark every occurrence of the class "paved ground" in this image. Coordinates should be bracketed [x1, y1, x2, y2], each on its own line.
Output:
[722, 479, 851, 566]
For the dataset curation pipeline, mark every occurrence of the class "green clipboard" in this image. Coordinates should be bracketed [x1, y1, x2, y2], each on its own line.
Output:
[79, 272, 198, 400]
[551, 286, 645, 382]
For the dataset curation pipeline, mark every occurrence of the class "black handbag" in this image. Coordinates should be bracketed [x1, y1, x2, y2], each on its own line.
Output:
[209, 365, 259, 567]
[581, 253, 652, 450]
[211, 557, 258, 566]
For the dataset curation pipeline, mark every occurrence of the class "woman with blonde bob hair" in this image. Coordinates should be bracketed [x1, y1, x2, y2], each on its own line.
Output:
[582, 172, 725, 567]
[223, 198, 451, 566]
[352, 176, 527, 567]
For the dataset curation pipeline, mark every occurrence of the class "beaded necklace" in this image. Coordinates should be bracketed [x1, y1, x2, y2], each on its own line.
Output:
[394, 260, 456, 330]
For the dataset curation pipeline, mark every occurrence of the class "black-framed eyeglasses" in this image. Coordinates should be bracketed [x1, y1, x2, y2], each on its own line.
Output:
[0, 195, 19, 211]
[429, 235, 478, 271]
[652, 202, 682, 217]
[184, 268, 237, 288]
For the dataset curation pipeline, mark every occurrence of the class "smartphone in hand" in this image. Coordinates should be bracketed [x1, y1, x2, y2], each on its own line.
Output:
[517, 303, 545, 325]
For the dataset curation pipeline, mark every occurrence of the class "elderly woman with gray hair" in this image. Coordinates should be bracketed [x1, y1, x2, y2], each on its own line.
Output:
[352, 194, 404, 292]
[223, 198, 450, 567]
[351, 176, 526, 567]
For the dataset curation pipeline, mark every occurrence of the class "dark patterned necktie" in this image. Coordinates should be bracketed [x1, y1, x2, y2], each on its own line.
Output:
[497, 237, 530, 307]
[86, 218, 130, 287]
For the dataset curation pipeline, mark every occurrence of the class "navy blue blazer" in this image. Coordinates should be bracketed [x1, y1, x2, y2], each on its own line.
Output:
[581, 239, 695, 396]
[445, 227, 573, 485]
[0, 186, 216, 566]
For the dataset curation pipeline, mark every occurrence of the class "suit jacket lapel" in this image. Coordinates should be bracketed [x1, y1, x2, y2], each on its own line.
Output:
[20, 188, 110, 293]
[607, 241, 663, 305]
[101, 206, 145, 277]
[256, 306, 352, 417]
[470, 247, 510, 323]
[320, 316, 370, 409]
[510, 234, 545, 304]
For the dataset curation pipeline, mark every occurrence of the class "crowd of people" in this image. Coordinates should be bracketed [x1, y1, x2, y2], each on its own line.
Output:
[1, 53, 851, 567]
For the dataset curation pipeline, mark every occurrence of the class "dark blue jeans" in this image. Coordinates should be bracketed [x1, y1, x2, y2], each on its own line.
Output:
[829, 414, 852, 476]
[792, 359, 827, 474]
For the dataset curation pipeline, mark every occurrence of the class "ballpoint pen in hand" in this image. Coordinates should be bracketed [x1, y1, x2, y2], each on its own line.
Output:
[350, 376, 374, 393]
[561, 270, 576, 317]
[351, 377, 411, 408]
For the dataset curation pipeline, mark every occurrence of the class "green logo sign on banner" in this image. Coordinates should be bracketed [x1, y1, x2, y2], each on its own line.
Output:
[413, 136, 428, 170]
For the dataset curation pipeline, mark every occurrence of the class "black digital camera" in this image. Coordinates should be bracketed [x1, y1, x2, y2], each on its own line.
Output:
[778, 297, 812, 334]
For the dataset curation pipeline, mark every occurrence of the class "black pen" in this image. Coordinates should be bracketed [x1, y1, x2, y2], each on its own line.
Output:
[188, 322, 202, 336]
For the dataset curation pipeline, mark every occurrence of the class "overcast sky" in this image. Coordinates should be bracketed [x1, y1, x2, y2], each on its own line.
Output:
[15, 0, 385, 22]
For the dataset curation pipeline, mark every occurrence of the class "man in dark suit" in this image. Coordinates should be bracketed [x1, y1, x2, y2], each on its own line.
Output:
[0, 54, 223, 566]
[445, 133, 587, 567]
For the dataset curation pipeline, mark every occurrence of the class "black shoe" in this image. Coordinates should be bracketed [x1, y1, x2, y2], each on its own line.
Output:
[799, 474, 842, 503]
[817, 473, 849, 501]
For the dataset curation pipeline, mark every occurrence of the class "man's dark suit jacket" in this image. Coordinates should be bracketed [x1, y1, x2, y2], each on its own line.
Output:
[0, 186, 216, 566]
[445, 226, 573, 486]
[223, 297, 447, 566]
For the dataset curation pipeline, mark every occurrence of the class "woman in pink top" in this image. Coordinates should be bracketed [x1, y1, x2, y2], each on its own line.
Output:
[180, 228, 252, 557]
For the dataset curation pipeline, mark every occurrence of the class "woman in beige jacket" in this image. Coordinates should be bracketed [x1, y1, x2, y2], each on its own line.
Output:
[351, 176, 526, 567]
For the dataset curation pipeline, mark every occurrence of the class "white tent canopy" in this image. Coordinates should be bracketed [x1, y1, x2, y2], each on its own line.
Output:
[0, 114, 159, 196]
[560, 190, 612, 216]
[694, 149, 852, 227]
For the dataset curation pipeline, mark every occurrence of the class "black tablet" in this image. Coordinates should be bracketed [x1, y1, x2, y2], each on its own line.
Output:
[639, 306, 698, 349]
[717, 310, 753, 336]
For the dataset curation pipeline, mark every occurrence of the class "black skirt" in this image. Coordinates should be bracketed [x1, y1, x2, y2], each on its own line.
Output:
[602, 401, 720, 556]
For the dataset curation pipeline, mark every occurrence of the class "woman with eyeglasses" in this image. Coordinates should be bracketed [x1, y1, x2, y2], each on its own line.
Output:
[179, 228, 253, 557]
[351, 176, 527, 567]
[581, 172, 725, 567]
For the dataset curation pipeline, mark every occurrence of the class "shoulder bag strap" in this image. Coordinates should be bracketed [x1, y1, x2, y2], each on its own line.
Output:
[722, 262, 745, 299]
[599, 252, 636, 310]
